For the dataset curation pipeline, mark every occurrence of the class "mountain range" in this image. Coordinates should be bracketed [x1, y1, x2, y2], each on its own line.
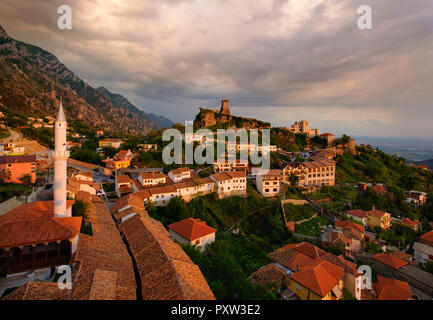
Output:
[0, 25, 173, 134]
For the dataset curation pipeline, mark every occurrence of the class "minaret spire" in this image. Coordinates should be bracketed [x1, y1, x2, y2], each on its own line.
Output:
[53, 96, 70, 217]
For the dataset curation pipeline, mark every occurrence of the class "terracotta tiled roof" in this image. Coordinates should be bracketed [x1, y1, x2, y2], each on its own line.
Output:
[346, 209, 367, 219]
[320, 133, 334, 136]
[140, 173, 167, 180]
[249, 263, 287, 287]
[374, 275, 413, 300]
[116, 175, 132, 184]
[111, 193, 145, 213]
[420, 230, 433, 245]
[120, 215, 215, 300]
[72, 194, 136, 300]
[283, 252, 313, 271]
[321, 253, 359, 276]
[290, 258, 345, 298]
[118, 185, 133, 194]
[268, 242, 326, 266]
[0, 154, 36, 164]
[169, 167, 191, 175]
[335, 220, 365, 234]
[1, 282, 70, 300]
[168, 218, 216, 241]
[210, 172, 232, 182]
[116, 150, 130, 156]
[0, 201, 81, 248]
[114, 207, 148, 221]
[373, 253, 409, 270]
[367, 209, 388, 218]
[225, 171, 247, 179]
[401, 218, 417, 228]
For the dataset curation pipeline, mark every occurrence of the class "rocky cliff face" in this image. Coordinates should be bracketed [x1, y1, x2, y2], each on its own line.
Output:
[0, 25, 168, 135]
[194, 108, 270, 130]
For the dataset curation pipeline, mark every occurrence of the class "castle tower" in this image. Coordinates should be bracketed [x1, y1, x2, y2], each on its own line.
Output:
[220, 99, 231, 115]
[53, 97, 70, 217]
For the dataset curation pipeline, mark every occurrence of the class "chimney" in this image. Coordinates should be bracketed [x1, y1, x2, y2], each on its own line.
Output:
[297, 264, 300, 272]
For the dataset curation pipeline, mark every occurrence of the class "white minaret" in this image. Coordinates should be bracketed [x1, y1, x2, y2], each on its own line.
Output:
[53, 97, 70, 217]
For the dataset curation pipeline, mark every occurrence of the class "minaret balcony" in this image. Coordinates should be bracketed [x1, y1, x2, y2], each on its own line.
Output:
[52, 150, 70, 160]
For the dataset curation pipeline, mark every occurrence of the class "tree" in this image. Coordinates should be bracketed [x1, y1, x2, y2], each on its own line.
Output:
[0, 169, 11, 183]
[72, 199, 89, 221]
[19, 174, 33, 188]
[288, 174, 300, 187]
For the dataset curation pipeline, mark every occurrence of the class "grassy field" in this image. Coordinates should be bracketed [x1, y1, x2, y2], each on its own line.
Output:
[283, 203, 316, 222]
[295, 216, 331, 237]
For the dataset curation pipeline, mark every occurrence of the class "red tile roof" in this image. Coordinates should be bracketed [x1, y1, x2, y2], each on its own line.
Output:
[420, 230, 433, 244]
[168, 218, 216, 241]
[373, 253, 409, 270]
[0, 201, 80, 248]
[346, 209, 367, 219]
[335, 220, 365, 234]
[374, 275, 413, 300]
[401, 218, 417, 228]
[290, 258, 345, 298]
[0, 154, 36, 164]
[116, 175, 132, 184]
[367, 209, 388, 218]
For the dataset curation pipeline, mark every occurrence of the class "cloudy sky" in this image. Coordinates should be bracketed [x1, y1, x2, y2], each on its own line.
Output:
[1, 0, 432, 137]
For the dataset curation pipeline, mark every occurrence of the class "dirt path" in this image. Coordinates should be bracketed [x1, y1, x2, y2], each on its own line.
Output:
[0, 128, 48, 153]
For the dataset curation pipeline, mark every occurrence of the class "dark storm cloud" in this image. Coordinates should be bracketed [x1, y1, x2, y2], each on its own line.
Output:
[0, 0, 432, 136]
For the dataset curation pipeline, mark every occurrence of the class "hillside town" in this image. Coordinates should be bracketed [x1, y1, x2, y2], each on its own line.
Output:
[0, 99, 432, 302]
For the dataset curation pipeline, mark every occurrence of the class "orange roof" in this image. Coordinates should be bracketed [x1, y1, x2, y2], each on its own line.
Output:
[401, 218, 417, 228]
[374, 275, 412, 300]
[320, 133, 334, 136]
[335, 220, 365, 234]
[225, 171, 246, 179]
[116, 175, 132, 184]
[0, 201, 80, 248]
[116, 150, 130, 156]
[368, 209, 388, 218]
[210, 172, 232, 182]
[281, 242, 327, 259]
[346, 209, 367, 219]
[111, 194, 145, 213]
[420, 231, 433, 243]
[283, 252, 313, 271]
[290, 258, 345, 297]
[373, 253, 408, 270]
[169, 167, 191, 175]
[168, 218, 217, 241]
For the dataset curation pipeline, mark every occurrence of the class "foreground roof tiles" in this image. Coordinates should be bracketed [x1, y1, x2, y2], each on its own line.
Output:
[168, 218, 217, 241]
[249, 263, 287, 287]
[120, 215, 215, 300]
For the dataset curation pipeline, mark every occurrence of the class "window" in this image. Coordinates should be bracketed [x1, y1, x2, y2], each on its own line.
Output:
[296, 284, 300, 291]
[265, 189, 269, 192]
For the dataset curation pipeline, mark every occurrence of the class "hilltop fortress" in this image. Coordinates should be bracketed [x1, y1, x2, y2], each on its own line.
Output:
[194, 100, 270, 129]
